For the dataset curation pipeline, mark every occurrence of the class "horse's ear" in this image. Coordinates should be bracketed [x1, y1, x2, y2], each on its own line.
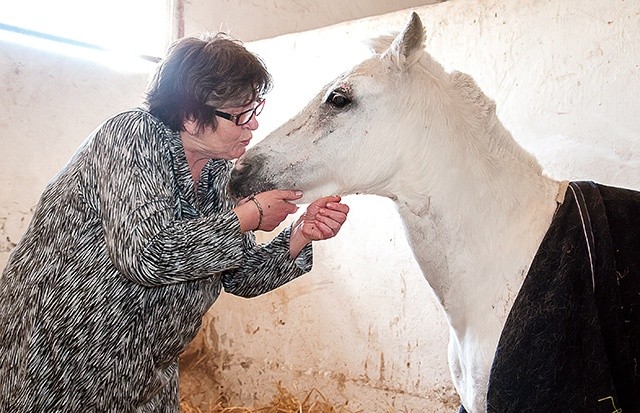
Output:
[382, 12, 426, 68]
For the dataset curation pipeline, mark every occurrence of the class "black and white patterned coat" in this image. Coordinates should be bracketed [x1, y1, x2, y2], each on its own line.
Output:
[0, 109, 313, 412]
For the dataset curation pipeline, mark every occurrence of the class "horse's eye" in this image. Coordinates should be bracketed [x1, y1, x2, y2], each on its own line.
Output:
[327, 91, 351, 108]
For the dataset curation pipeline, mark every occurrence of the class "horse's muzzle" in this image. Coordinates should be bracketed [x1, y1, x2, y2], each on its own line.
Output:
[229, 155, 275, 199]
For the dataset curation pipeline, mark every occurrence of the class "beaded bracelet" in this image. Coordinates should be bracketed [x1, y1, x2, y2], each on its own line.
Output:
[248, 194, 263, 230]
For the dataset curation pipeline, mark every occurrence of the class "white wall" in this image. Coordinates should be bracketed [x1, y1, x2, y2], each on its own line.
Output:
[183, 0, 443, 42]
[0, 40, 153, 265]
[1, 0, 639, 411]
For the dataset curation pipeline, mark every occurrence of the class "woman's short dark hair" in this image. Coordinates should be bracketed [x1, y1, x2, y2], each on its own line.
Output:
[144, 33, 272, 132]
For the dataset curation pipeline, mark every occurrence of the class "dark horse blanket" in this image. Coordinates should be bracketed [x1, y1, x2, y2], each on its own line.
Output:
[462, 181, 640, 413]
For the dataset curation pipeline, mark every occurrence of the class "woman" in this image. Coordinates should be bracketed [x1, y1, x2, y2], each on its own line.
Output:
[0, 33, 349, 412]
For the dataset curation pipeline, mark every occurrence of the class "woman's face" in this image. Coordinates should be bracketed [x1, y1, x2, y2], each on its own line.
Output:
[182, 101, 260, 161]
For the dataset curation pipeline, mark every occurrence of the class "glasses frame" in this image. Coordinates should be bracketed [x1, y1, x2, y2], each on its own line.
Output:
[215, 99, 265, 126]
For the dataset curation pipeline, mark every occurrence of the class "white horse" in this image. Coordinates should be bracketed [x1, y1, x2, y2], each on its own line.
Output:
[230, 13, 565, 412]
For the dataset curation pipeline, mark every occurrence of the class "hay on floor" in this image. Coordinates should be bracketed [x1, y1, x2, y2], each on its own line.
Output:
[180, 382, 365, 413]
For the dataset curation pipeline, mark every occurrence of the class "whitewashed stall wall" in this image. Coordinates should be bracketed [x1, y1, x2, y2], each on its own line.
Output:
[183, 0, 443, 42]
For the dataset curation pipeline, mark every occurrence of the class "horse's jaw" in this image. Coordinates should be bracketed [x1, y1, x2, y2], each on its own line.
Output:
[230, 153, 347, 204]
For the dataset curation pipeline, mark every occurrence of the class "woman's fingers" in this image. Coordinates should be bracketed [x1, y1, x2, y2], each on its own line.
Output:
[301, 198, 349, 240]
[251, 190, 302, 231]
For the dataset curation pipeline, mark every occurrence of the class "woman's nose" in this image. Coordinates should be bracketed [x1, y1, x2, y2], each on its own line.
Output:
[243, 115, 259, 131]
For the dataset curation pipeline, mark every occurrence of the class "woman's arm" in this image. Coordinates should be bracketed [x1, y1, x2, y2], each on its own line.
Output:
[94, 112, 247, 287]
[222, 196, 349, 298]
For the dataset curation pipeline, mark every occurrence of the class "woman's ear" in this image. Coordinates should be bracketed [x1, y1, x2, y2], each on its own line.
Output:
[183, 117, 200, 135]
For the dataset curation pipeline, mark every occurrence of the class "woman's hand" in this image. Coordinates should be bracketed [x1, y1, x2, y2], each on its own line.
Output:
[233, 190, 302, 232]
[289, 196, 350, 257]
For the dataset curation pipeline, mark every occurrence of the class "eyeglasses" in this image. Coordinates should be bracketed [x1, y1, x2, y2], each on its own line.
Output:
[215, 99, 265, 126]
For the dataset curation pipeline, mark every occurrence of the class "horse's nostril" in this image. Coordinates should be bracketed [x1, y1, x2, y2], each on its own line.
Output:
[233, 158, 249, 172]
[229, 163, 255, 198]
[229, 154, 269, 199]
[234, 159, 254, 175]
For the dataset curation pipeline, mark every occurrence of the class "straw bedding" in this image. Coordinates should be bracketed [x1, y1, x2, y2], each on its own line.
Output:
[180, 382, 393, 413]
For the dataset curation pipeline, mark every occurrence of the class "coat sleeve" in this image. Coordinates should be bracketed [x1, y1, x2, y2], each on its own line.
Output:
[88, 111, 247, 287]
[221, 226, 313, 298]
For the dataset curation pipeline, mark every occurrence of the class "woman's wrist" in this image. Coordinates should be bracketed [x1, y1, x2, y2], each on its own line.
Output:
[247, 195, 263, 230]
[289, 215, 312, 258]
[233, 200, 261, 232]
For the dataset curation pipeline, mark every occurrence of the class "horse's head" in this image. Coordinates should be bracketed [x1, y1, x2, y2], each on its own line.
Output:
[229, 13, 472, 204]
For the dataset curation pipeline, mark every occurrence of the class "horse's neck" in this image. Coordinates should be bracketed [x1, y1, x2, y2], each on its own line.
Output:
[394, 136, 561, 334]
